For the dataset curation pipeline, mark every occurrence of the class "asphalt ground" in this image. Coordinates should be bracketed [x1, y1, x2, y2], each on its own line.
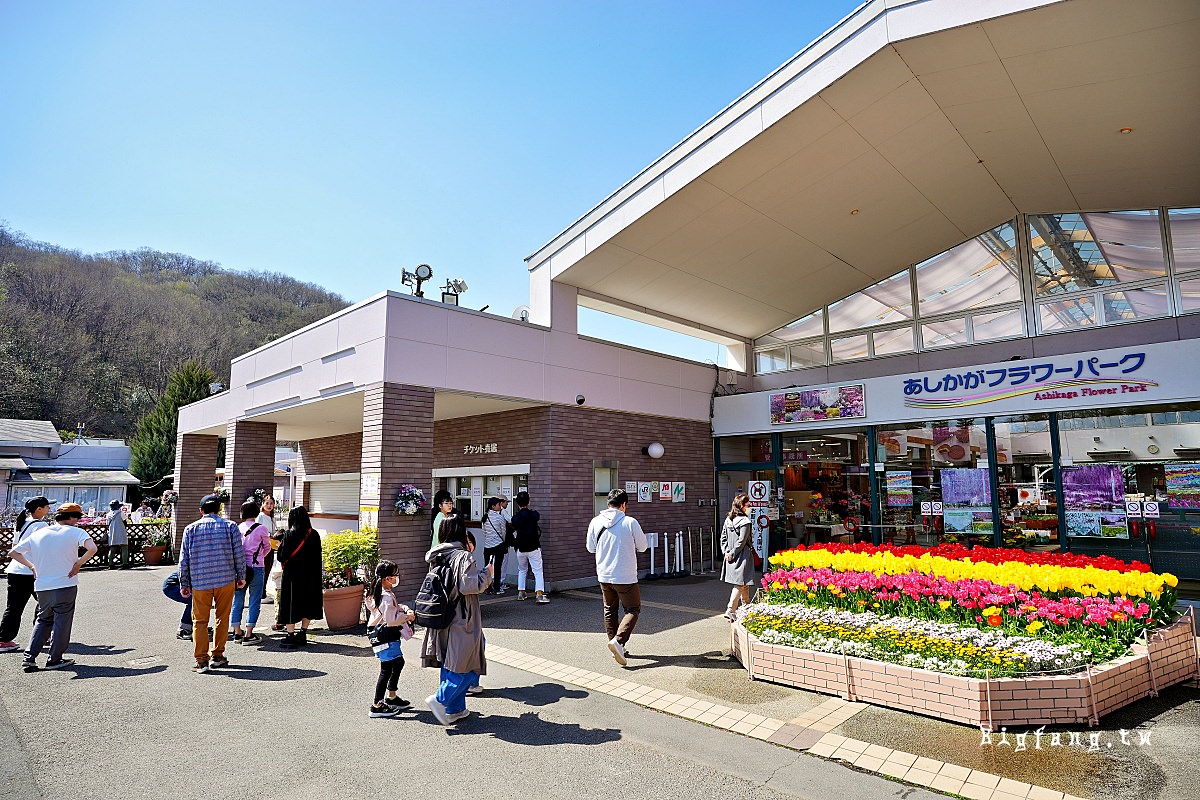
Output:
[479, 574, 1200, 800]
[0, 568, 944, 800]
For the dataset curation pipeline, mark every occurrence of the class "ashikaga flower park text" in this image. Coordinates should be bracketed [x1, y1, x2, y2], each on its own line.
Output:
[738, 543, 1181, 679]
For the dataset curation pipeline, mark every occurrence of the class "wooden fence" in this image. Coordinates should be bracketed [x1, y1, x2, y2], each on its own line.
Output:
[0, 521, 174, 570]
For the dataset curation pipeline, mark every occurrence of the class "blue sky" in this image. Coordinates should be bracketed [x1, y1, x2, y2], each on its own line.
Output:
[0, 1, 852, 363]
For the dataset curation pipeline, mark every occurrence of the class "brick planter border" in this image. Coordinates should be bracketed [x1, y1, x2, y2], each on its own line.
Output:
[732, 612, 1198, 728]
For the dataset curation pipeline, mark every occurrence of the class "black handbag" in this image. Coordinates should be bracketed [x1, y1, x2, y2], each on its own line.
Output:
[367, 623, 403, 647]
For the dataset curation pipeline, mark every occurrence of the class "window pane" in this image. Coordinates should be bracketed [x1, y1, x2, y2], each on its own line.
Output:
[1151, 412, 1178, 425]
[1039, 296, 1097, 331]
[1029, 211, 1165, 296]
[1168, 207, 1200, 274]
[922, 318, 968, 348]
[972, 308, 1024, 341]
[1179, 277, 1200, 313]
[827, 270, 913, 332]
[830, 334, 869, 361]
[789, 340, 826, 368]
[916, 222, 1021, 315]
[872, 326, 914, 356]
[755, 347, 788, 373]
[771, 310, 824, 341]
[1101, 284, 1169, 324]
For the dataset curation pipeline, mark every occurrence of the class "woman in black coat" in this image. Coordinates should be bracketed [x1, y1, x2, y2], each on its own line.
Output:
[278, 506, 323, 649]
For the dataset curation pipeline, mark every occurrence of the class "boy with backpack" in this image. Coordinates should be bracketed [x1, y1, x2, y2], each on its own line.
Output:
[511, 492, 549, 603]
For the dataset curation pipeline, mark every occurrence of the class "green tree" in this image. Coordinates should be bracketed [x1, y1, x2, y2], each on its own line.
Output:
[129, 360, 216, 485]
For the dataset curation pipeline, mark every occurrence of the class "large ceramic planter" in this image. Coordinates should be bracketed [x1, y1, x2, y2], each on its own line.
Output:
[322, 585, 365, 630]
[142, 545, 166, 566]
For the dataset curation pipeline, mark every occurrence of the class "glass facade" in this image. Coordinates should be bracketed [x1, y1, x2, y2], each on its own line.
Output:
[755, 208, 1199, 373]
[717, 401, 1200, 580]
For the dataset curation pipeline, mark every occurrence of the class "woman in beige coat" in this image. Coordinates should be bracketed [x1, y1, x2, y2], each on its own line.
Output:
[422, 513, 492, 725]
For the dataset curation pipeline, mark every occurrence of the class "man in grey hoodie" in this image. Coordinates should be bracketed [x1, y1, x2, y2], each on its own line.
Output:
[585, 488, 648, 666]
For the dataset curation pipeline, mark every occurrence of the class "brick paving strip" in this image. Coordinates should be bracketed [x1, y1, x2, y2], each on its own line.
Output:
[486, 642, 1090, 800]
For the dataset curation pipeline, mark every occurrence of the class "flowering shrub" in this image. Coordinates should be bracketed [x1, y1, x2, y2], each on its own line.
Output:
[394, 484, 427, 516]
[754, 541, 1181, 676]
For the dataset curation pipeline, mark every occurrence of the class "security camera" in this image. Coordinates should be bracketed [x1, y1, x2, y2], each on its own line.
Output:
[575, 395, 586, 405]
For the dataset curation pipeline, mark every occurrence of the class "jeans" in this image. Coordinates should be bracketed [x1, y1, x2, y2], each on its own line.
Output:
[0, 573, 36, 642]
[375, 655, 405, 704]
[231, 567, 265, 629]
[515, 549, 544, 592]
[161, 576, 192, 630]
[24, 586, 77, 664]
[436, 667, 479, 715]
[191, 583, 235, 663]
[600, 582, 641, 645]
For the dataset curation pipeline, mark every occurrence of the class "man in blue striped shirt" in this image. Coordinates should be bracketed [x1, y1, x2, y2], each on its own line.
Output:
[179, 494, 245, 673]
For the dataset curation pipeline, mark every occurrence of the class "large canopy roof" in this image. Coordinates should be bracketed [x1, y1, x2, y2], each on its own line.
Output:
[528, 0, 1200, 341]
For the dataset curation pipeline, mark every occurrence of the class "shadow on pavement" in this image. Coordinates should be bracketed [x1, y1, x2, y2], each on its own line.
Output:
[66, 664, 168, 680]
[205, 664, 328, 681]
[445, 710, 622, 745]
[68, 643, 134, 656]
[483, 592, 720, 637]
[622, 649, 742, 673]
[484, 682, 589, 706]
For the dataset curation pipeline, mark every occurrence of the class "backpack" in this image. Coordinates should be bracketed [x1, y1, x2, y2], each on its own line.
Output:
[414, 552, 466, 629]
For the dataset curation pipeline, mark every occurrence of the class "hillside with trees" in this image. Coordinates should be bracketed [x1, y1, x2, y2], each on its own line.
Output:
[0, 222, 349, 438]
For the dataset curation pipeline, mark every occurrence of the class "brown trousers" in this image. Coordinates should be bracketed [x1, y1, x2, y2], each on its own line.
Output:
[191, 582, 235, 663]
[600, 582, 641, 645]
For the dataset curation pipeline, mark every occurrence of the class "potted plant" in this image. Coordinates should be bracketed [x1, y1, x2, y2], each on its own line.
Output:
[320, 527, 379, 630]
[142, 530, 170, 566]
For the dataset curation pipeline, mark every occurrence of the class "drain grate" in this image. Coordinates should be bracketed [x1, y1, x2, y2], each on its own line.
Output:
[126, 655, 162, 667]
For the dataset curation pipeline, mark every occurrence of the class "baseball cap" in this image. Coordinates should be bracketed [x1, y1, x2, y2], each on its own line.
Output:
[199, 493, 222, 509]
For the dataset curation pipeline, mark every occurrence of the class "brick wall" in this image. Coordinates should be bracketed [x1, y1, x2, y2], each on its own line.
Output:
[363, 383, 434, 597]
[734, 615, 1198, 728]
[295, 432, 363, 508]
[172, 433, 218, 550]
[223, 420, 277, 516]
[433, 405, 716, 587]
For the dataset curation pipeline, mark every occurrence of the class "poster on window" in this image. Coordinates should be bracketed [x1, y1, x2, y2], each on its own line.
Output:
[1165, 463, 1200, 508]
[940, 468, 993, 535]
[1061, 465, 1128, 538]
[769, 384, 866, 424]
[885, 471, 913, 507]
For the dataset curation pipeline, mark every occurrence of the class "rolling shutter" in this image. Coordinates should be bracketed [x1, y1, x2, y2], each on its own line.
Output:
[306, 479, 359, 515]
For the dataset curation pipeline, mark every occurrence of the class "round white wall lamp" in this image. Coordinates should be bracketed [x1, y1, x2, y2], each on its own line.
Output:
[643, 442, 665, 459]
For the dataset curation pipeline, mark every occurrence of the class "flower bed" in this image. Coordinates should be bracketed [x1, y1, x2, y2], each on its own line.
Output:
[732, 543, 1196, 725]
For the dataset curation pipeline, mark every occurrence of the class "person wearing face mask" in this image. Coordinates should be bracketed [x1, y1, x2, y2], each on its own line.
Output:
[365, 560, 416, 717]
[0, 496, 52, 653]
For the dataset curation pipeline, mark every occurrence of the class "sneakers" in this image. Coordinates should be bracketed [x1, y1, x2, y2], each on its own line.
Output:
[176, 629, 192, 641]
[0, 641, 21, 653]
[384, 696, 412, 710]
[517, 591, 528, 601]
[231, 631, 244, 641]
[44, 658, 75, 670]
[370, 703, 399, 718]
[425, 695, 451, 726]
[536, 591, 550, 604]
[240, 633, 261, 645]
[210, 655, 230, 669]
[494, 586, 506, 596]
[466, 684, 483, 695]
[447, 709, 471, 723]
[22, 661, 38, 673]
[279, 633, 299, 649]
[608, 637, 627, 667]
[193, 661, 211, 673]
